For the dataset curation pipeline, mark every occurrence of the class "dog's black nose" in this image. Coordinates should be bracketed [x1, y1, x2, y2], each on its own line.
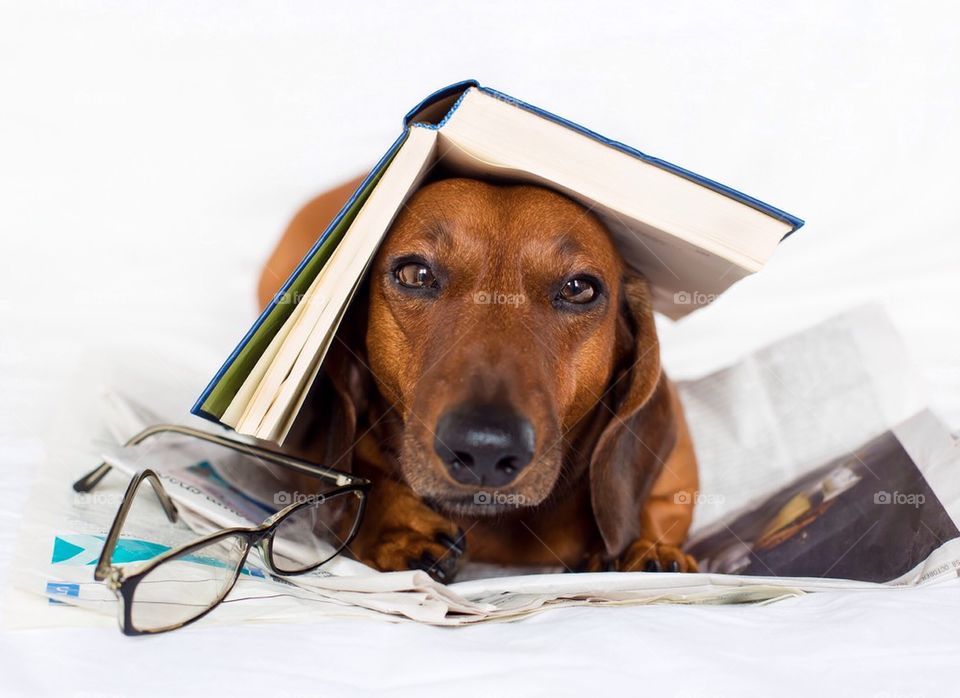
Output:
[434, 404, 535, 487]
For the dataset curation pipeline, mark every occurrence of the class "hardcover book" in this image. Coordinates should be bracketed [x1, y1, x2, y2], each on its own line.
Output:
[192, 80, 803, 443]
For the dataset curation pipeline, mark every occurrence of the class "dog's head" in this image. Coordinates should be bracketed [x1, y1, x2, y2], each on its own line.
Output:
[326, 178, 675, 556]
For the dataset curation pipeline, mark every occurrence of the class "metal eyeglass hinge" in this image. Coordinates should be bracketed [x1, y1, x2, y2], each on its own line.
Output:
[106, 568, 123, 591]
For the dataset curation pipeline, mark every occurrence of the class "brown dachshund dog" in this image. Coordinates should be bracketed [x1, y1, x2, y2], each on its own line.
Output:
[258, 176, 699, 581]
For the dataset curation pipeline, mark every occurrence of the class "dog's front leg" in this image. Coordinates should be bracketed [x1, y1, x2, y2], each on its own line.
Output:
[349, 474, 467, 583]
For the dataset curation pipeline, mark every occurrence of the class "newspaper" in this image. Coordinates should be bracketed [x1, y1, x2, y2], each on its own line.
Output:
[8, 305, 960, 629]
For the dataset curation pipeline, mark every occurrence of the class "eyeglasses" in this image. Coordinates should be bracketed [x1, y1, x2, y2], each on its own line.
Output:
[73, 424, 370, 635]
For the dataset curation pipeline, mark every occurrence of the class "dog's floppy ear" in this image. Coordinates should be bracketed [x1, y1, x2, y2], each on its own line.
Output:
[284, 285, 372, 471]
[589, 272, 678, 558]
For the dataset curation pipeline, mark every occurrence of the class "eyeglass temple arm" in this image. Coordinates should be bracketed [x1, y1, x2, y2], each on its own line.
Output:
[93, 468, 178, 581]
[73, 423, 366, 493]
[74, 423, 180, 493]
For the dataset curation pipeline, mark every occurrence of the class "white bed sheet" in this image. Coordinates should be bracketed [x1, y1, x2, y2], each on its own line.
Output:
[2, 1, 959, 695]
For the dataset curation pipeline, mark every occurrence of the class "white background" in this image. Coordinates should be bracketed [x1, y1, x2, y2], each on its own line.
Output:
[1, 2, 959, 696]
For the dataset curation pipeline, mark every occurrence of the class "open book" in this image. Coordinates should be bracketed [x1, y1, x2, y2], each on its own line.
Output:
[192, 80, 803, 442]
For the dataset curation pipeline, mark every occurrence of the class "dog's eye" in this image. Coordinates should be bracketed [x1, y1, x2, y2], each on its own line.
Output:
[557, 277, 599, 304]
[394, 262, 437, 289]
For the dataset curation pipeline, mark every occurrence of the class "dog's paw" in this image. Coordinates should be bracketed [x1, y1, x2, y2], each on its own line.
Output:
[615, 538, 698, 573]
[359, 524, 467, 583]
[577, 539, 698, 573]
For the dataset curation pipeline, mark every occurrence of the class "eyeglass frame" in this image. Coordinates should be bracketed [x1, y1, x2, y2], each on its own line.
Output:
[72, 423, 370, 635]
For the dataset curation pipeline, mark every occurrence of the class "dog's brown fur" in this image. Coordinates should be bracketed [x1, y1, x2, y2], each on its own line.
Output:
[259, 176, 699, 580]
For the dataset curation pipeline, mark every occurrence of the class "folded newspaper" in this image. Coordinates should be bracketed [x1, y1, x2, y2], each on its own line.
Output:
[10, 306, 960, 628]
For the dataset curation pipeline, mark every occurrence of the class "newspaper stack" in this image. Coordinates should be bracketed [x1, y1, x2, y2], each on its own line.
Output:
[11, 306, 960, 629]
